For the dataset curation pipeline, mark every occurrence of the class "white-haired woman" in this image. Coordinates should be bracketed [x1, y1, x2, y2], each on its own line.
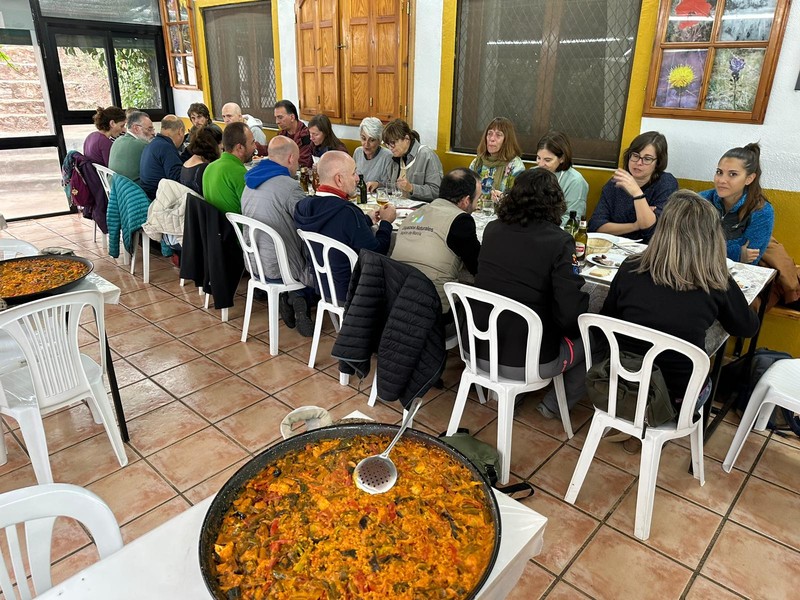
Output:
[354, 117, 393, 191]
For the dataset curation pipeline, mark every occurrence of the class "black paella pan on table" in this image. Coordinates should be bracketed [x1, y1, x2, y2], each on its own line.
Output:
[199, 423, 502, 600]
[0, 255, 94, 305]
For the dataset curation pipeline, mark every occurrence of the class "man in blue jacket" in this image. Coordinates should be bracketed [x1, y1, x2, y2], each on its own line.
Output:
[295, 151, 396, 303]
[139, 115, 185, 199]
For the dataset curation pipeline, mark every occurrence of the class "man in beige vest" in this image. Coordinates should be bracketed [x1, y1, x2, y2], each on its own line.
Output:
[391, 167, 481, 335]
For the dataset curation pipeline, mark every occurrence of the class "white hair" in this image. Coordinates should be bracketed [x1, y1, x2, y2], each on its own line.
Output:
[359, 117, 383, 141]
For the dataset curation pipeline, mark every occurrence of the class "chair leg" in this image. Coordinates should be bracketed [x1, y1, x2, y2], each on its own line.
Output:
[496, 389, 515, 485]
[367, 374, 378, 407]
[241, 284, 255, 344]
[446, 374, 473, 436]
[634, 438, 665, 541]
[179, 278, 186, 287]
[754, 401, 776, 431]
[267, 288, 280, 356]
[0, 420, 8, 466]
[476, 385, 487, 404]
[307, 305, 325, 368]
[88, 377, 129, 469]
[102, 233, 108, 251]
[689, 422, 705, 486]
[142, 236, 150, 284]
[722, 381, 770, 472]
[565, 414, 604, 504]
[221, 308, 229, 322]
[339, 372, 350, 386]
[553, 374, 573, 439]
[16, 407, 54, 484]
[85, 396, 103, 424]
[130, 232, 138, 275]
[93, 221, 97, 242]
[204, 292, 211, 309]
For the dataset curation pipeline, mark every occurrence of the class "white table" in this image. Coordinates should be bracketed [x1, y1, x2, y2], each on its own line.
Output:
[37, 490, 547, 599]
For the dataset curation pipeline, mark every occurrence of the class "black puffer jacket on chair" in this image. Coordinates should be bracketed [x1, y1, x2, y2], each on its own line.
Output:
[331, 250, 447, 409]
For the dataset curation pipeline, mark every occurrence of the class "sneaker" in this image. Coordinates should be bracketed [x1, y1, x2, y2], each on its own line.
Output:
[293, 296, 314, 337]
[279, 293, 296, 328]
[536, 402, 557, 420]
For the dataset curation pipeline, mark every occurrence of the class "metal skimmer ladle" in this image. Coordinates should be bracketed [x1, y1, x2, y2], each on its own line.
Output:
[353, 397, 423, 494]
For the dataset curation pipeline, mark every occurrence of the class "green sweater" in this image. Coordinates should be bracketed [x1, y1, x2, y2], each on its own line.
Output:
[201, 152, 246, 214]
[108, 133, 147, 184]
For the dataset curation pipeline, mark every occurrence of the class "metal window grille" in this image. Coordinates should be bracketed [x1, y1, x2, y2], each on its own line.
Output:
[203, 1, 276, 127]
[453, 0, 641, 167]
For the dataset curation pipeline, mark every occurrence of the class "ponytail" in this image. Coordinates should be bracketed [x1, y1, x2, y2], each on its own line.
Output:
[721, 142, 765, 222]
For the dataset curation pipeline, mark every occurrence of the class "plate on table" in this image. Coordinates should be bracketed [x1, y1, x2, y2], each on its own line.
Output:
[734, 278, 751, 292]
[587, 232, 642, 244]
[586, 253, 627, 269]
[396, 208, 414, 219]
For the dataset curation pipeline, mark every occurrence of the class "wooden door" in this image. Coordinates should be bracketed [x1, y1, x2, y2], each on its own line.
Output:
[295, 0, 341, 119]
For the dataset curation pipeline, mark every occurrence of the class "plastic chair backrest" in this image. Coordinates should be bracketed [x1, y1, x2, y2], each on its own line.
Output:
[226, 213, 302, 287]
[578, 313, 710, 430]
[0, 290, 106, 411]
[93, 165, 116, 199]
[443, 282, 546, 384]
[296, 229, 358, 308]
[0, 240, 38, 260]
[0, 483, 122, 599]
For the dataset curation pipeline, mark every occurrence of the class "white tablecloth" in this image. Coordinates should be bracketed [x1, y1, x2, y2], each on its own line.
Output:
[37, 490, 547, 599]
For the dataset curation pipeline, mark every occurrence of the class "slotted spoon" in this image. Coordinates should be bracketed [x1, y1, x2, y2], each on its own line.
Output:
[353, 397, 423, 494]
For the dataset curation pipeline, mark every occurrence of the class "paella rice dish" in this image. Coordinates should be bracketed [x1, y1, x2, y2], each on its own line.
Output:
[0, 257, 91, 298]
[212, 435, 497, 599]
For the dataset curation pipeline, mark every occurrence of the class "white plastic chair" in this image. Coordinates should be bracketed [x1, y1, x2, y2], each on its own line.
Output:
[0, 483, 122, 599]
[565, 313, 710, 541]
[0, 290, 128, 484]
[297, 229, 358, 385]
[92, 165, 114, 252]
[443, 282, 573, 485]
[227, 214, 305, 353]
[0, 239, 38, 260]
[723, 358, 800, 472]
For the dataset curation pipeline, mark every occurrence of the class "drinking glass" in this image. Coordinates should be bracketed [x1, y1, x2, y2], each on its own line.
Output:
[376, 188, 389, 206]
[481, 195, 494, 217]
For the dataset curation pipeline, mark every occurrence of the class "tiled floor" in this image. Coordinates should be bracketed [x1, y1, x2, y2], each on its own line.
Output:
[2, 213, 800, 599]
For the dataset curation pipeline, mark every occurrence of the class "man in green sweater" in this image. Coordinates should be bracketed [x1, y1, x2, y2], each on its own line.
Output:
[202, 121, 255, 214]
[107, 110, 155, 184]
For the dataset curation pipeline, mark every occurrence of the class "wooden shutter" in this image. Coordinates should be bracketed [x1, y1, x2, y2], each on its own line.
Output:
[295, 0, 341, 120]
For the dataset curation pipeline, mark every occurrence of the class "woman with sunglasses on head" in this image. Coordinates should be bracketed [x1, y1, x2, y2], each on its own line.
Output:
[381, 119, 443, 202]
[588, 131, 678, 243]
[699, 143, 773, 265]
[354, 117, 393, 191]
[469, 117, 525, 203]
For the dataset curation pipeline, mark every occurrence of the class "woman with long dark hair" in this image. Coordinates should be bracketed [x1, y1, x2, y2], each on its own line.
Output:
[536, 130, 589, 227]
[83, 106, 126, 166]
[308, 114, 346, 159]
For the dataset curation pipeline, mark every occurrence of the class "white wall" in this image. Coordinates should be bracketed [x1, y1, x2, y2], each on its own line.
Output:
[172, 88, 205, 120]
[641, 0, 800, 192]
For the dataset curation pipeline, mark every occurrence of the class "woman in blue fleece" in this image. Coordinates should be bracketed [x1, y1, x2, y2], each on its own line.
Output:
[699, 143, 774, 265]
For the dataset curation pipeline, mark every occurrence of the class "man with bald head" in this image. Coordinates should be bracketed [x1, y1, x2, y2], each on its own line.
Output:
[242, 136, 315, 334]
[221, 102, 267, 145]
[295, 151, 396, 302]
[139, 115, 186, 199]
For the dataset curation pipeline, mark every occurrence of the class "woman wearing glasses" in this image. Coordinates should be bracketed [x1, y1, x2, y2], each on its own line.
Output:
[381, 119, 443, 202]
[588, 131, 678, 243]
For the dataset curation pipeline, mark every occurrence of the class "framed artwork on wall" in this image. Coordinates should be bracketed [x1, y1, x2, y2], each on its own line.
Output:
[644, 0, 791, 123]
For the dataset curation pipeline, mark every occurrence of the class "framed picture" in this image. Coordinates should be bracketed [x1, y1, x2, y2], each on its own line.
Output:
[718, 0, 777, 42]
[704, 48, 766, 111]
[665, 0, 718, 43]
[654, 49, 708, 109]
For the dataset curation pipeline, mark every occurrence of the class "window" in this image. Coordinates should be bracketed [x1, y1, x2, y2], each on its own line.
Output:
[159, 0, 199, 88]
[644, 0, 790, 123]
[452, 0, 641, 168]
[203, 1, 276, 126]
[38, 0, 161, 25]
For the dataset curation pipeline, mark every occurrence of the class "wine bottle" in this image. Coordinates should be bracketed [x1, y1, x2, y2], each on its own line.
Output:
[358, 174, 367, 204]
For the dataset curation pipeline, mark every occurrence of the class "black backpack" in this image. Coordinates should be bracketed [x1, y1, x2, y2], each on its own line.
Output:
[736, 348, 800, 437]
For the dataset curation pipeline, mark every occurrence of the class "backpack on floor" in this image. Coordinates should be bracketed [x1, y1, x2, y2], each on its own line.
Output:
[736, 348, 800, 438]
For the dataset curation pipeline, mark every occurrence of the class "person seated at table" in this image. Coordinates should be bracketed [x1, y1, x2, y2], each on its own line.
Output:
[295, 151, 396, 302]
[181, 102, 222, 159]
[699, 143, 774, 265]
[242, 136, 316, 335]
[84, 106, 127, 167]
[475, 168, 589, 417]
[535, 131, 588, 227]
[381, 119, 443, 202]
[108, 110, 155, 185]
[601, 190, 759, 413]
[221, 101, 267, 145]
[202, 122, 255, 214]
[308, 114, 347, 160]
[180, 127, 222, 196]
[588, 131, 677, 243]
[391, 167, 482, 336]
[469, 117, 525, 204]
[140, 115, 186, 200]
[354, 117, 393, 191]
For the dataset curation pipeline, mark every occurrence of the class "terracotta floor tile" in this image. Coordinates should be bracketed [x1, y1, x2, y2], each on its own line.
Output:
[530, 445, 634, 520]
[128, 402, 208, 455]
[49, 434, 137, 487]
[701, 521, 800, 599]
[730, 476, 800, 551]
[655, 443, 746, 515]
[0, 463, 38, 494]
[505, 561, 554, 599]
[50, 517, 93, 564]
[181, 376, 268, 422]
[522, 490, 599, 574]
[685, 576, 745, 599]
[87, 460, 177, 526]
[133, 297, 195, 322]
[144, 266, 181, 285]
[230, 308, 271, 337]
[108, 358, 146, 388]
[566, 425, 647, 475]
[51, 545, 103, 587]
[0, 433, 30, 476]
[514, 398, 594, 442]
[183, 458, 251, 505]
[126, 339, 202, 376]
[151, 357, 232, 398]
[148, 427, 249, 491]
[415, 391, 498, 435]
[673, 420, 767, 472]
[119, 378, 175, 419]
[255, 321, 313, 351]
[102, 311, 151, 337]
[476, 420, 563, 481]
[287, 334, 339, 370]
[180, 323, 243, 354]
[120, 496, 192, 544]
[545, 581, 593, 599]
[208, 338, 274, 372]
[327, 395, 404, 425]
[156, 310, 224, 337]
[240, 354, 314, 394]
[119, 287, 174, 309]
[108, 324, 175, 357]
[216, 397, 291, 452]
[770, 428, 800, 452]
[565, 525, 692, 600]
[607, 484, 722, 568]
[752, 438, 800, 491]
[275, 372, 358, 410]
[41, 402, 106, 454]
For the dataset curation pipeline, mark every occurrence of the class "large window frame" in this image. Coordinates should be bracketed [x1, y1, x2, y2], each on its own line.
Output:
[159, 0, 201, 89]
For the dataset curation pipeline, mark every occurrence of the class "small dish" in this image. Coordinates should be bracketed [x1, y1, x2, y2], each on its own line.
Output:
[735, 278, 751, 291]
[586, 253, 627, 269]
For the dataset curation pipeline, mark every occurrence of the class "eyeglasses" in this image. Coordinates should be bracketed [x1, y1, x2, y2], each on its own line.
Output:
[630, 152, 656, 165]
